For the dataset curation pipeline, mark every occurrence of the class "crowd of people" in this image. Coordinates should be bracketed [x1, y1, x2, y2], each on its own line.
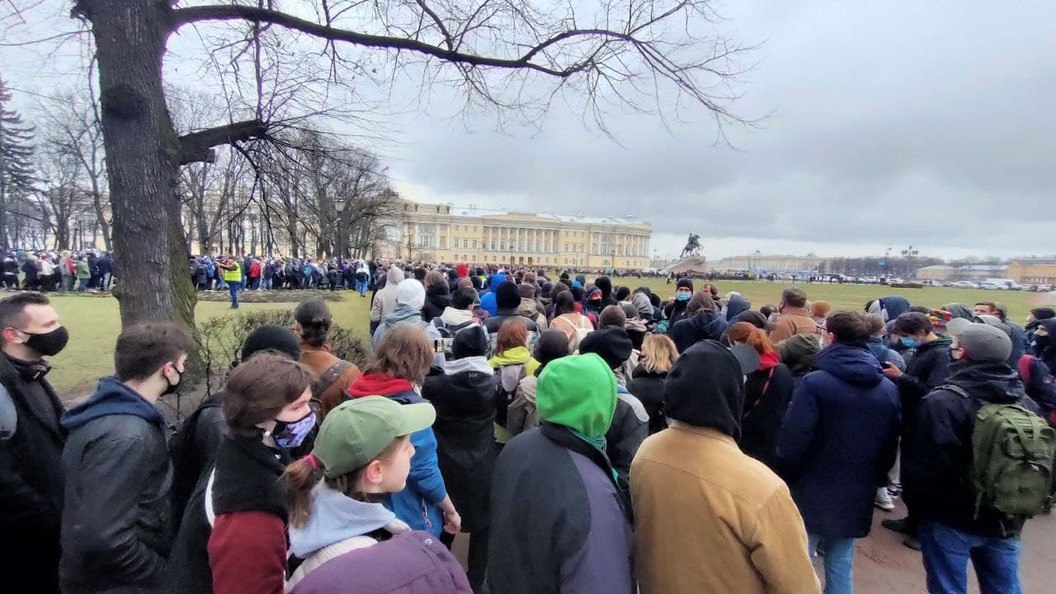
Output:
[3, 250, 113, 293]
[2, 262, 1056, 594]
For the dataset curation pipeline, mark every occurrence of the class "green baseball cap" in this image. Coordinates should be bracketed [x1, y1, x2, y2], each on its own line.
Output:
[313, 397, 435, 478]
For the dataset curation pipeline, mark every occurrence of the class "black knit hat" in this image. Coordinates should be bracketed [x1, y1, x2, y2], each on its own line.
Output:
[451, 325, 490, 359]
[579, 327, 633, 370]
[496, 281, 521, 309]
[241, 325, 301, 362]
[676, 278, 694, 292]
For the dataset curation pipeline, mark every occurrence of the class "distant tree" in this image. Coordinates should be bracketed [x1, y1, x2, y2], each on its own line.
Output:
[0, 78, 37, 248]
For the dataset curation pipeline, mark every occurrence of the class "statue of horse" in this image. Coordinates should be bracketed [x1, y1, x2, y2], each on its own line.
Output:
[679, 233, 701, 259]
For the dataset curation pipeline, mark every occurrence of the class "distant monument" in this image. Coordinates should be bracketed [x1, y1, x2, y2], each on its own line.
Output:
[680, 233, 702, 259]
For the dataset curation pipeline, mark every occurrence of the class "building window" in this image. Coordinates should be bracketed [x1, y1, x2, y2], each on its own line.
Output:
[474, 226, 478, 232]
[491, 241, 496, 250]
[472, 240, 477, 248]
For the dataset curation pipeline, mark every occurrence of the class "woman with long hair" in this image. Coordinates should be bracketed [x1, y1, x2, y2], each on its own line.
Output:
[294, 299, 361, 419]
[346, 325, 461, 538]
[489, 318, 540, 447]
[549, 290, 594, 351]
[283, 397, 472, 593]
[727, 321, 794, 470]
[627, 334, 679, 434]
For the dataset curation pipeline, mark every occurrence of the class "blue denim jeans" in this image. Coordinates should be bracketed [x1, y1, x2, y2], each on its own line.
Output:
[227, 280, 241, 308]
[356, 279, 368, 296]
[919, 521, 1022, 594]
[808, 534, 855, 594]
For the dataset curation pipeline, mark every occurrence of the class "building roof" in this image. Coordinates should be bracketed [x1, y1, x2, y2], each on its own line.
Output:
[441, 204, 648, 226]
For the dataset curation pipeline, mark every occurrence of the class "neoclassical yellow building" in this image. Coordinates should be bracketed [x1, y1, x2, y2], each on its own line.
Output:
[390, 201, 652, 270]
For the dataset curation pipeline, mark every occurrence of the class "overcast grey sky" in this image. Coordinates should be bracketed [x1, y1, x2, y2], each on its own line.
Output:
[4, 0, 1053, 261]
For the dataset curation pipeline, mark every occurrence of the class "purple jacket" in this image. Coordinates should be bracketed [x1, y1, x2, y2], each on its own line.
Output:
[288, 530, 471, 594]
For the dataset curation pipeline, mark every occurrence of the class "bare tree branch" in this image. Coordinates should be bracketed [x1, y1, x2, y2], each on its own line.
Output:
[178, 119, 269, 165]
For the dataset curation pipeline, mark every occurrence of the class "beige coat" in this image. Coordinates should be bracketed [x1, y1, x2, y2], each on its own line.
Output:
[631, 422, 820, 594]
[769, 307, 820, 344]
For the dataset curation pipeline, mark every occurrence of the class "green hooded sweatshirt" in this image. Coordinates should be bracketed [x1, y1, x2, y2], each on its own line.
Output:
[536, 353, 617, 442]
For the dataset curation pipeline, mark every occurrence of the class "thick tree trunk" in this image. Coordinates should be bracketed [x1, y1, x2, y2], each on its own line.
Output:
[81, 0, 196, 332]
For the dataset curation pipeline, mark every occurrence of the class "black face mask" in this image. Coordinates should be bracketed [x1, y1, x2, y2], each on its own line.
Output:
[1035, 335, 1050, 352]
[23, 326, 69, 357]
[163, 365, 184, 396]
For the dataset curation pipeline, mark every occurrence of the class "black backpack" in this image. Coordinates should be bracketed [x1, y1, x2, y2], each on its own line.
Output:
[431, 318, 480, 361]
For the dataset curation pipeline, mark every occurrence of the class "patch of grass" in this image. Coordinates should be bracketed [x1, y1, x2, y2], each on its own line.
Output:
[43, 291, 372, 400]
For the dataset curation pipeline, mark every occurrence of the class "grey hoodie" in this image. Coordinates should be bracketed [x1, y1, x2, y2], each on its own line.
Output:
[287, 485, 410, 588]
[371, 267, 406, 322]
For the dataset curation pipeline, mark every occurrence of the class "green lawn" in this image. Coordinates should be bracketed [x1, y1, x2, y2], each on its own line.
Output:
[43, 292, 373, 400]
[38, 280, 1040, 399]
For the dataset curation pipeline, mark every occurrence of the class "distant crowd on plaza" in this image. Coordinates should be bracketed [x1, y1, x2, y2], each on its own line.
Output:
[2, 260, 1056, 594]
[2, 250, 114, 293]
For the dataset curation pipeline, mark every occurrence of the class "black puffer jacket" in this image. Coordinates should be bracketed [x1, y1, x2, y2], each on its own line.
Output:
[626, 366, 668, 434]
[608, 387, 649, 491]
[421, 357, 496, 534]
[59, 377, 173, 593]
[168, 393, 225, 530]
[0, 354, 67, 594]
[903, 361, 1039, 538]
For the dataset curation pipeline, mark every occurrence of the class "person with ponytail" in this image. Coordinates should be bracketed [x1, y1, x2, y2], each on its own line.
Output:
[346, 325, 462, 538]
[284, 397, 471, 593]
[294, 300, 361, 419]
[727, 321, 794, 470]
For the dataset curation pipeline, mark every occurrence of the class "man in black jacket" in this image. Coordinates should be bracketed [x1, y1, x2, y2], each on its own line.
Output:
[60, 322, 193, 594]
[881, 312, 953, 546]
[0, 292, 70, 594]
[903, 322, 1042, 594]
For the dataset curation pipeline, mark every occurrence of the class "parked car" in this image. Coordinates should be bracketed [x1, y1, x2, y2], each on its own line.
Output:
[950, 280, 979, 289]
[978, 281, 1006, 290]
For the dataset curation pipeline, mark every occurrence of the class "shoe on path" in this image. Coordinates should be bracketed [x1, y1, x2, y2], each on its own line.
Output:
[874, 487, 895, 511]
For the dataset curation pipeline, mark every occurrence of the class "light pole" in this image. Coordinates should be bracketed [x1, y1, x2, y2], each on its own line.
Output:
[901, 245, 919, 278]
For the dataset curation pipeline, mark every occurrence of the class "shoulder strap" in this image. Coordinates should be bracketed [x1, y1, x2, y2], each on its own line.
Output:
[0, 383, 16, 440]
[313, 360, 354, 399]
[940, 384, 972, 400]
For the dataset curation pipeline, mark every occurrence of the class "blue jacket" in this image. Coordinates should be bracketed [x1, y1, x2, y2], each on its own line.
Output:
[777, 342, 900, 538]
[383, 390, 448, 537]
[479, 273, 506, 317]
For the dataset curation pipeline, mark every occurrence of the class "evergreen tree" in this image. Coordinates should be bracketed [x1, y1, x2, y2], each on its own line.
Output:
[0, 77, 36, 248]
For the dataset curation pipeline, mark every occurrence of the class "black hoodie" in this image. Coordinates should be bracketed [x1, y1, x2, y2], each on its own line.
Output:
[663, 341, 744, 440]
[902, 361, 1039, 538]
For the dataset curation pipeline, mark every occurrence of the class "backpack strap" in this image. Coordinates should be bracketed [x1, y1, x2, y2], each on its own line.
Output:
[941, 384, 972, 400]
[313, 360, 354, 399]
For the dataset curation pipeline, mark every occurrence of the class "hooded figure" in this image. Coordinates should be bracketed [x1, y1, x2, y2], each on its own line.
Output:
[579, 328, 649, 489]
[722, 292, 751, 322]
[631, 341, 818, 594]
[479, 273, 507, 317]
[370, 267, 405, 328]
[866, 295, 912, 323]
[488, 354, 634, 594]
[942, 302, 975, 322]
[372, 280, 441, 350]
[420, 326, 495, 590]
[669, 292, 728, 353]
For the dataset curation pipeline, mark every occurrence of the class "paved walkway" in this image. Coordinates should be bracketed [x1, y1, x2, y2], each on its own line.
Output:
[454, 499, 1056, 593]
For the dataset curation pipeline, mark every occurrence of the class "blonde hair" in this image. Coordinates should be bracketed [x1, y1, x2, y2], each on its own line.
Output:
[639, 334, 678, 374]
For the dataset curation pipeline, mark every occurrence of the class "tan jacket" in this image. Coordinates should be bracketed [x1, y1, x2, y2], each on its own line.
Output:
[768, 307, 820, 344]
[299, 343, 361, 417]
[631, 422, 820, 594]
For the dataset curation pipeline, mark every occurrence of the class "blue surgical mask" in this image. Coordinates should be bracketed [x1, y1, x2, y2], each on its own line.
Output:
[676, 292, 691, 302]
[900, 337, 921, 349]
[272, 411, 317, 449]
